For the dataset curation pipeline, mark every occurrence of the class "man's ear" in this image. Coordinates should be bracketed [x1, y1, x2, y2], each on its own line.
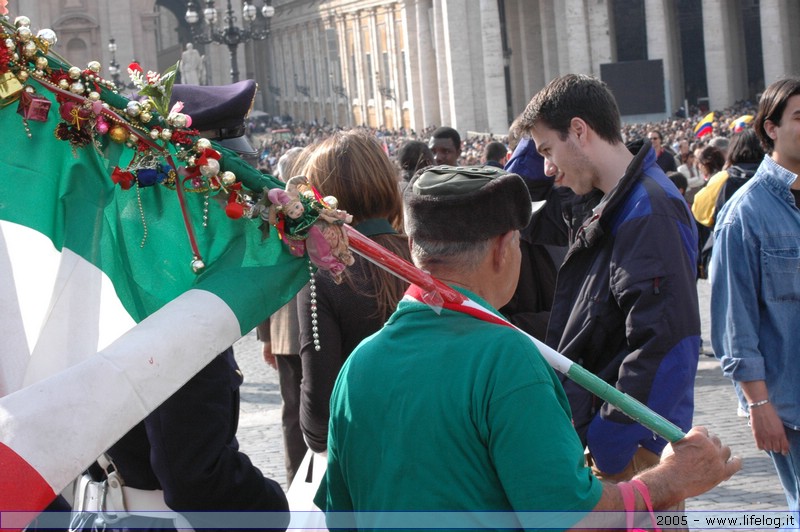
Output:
[764, 119, 779, 141]
[493, 230, 516, 270]
[570, 117, 588, 142]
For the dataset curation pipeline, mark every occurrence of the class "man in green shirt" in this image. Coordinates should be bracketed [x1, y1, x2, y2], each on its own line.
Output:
[315, 165, 740, 530]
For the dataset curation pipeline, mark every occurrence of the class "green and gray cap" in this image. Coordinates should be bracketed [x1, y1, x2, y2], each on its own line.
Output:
[404, 165, 532, 242]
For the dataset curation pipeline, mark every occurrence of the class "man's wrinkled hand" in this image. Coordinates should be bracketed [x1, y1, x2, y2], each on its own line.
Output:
[659, 426, 742, 500]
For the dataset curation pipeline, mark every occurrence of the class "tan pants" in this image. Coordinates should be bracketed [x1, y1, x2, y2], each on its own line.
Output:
[587, 446, 688, 531]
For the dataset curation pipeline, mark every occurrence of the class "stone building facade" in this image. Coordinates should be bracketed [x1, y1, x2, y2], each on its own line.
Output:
[7, 0, 800, 136]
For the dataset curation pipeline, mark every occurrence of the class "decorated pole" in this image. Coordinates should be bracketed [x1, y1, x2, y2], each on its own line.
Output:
[345, 226, 687, 444]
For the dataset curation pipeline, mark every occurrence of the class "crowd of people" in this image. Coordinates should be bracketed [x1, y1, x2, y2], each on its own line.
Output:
[247, 99, 759, 184]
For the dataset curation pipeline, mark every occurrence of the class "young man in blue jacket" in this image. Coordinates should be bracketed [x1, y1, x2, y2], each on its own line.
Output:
[518, 75, 701, 497]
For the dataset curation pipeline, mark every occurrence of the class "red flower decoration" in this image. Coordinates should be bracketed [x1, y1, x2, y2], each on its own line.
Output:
[111, 167, 135, 190]
[128, 62, 143, 73]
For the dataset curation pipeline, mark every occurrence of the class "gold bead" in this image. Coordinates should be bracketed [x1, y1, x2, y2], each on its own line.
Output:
[109, 125, 128, 143]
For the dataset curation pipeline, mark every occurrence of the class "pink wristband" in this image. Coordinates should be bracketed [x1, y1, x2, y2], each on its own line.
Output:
[630, 478, 660, 532]
[618, 481, 636, 530]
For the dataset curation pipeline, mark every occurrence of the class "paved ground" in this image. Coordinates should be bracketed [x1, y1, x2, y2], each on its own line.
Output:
[233, 279, 788, 517]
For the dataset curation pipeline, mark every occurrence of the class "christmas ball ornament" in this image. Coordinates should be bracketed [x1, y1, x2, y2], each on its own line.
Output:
[160, 128, 172, 141]
[225, 202, 244, 219]
[220, 171, 236, 186]
[191, 259, 205, 273]
[14, 16, 31, 28]
[58, 79, 69, 90]
[195, 138, 212, 150]
[139, 111, 152, 123]
[125, 101, 142, 117]
[168, 113, 187, 128]
[149, 129, 160, 140]
[36, 29, 57, 47]
[88, 91, 100, 101]
[17, 70, 28, 82]
[16, 26, 32, 42]
[200, 159, 220, 177]
[69, 81, 85, 94]
[68, 66, 82, 80]
[5, 38, 15, 48]
[35, 57, 48, 70]
[109, 125, 128, 143]
[96, 117, 110, 135]
[22, 41, 37, 56]
[87, 61, 102, 73]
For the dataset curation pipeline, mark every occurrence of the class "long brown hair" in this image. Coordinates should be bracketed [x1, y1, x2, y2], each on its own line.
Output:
[300, 130, 410, 320]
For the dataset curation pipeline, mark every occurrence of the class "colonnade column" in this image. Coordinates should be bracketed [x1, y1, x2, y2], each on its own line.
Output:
[507, 0, 545, 113]
[645, 0, 685, 114]
[352, 11, 367, 126]
[479, 0, 507, 133]
[415, 0, 439, 129]
[760, 0, 800, 85]
[431, 0, 451, 127]
[385, 3, 402, 130]
[702, 0, 747, 110]
[335, 13, 352, 127]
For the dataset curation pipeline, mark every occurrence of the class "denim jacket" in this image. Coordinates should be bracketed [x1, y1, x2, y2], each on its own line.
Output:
[710, 155, 800, 429]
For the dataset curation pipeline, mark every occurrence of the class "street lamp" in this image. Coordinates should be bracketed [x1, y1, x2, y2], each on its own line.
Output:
[185, 0, 275, 83]
[108, 37, 121, 87]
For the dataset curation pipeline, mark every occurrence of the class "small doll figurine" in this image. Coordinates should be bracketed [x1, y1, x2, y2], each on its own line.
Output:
[267, 186, 354, 282]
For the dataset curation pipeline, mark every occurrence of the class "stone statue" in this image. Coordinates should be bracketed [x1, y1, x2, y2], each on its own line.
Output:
[179, 43, 203, 85]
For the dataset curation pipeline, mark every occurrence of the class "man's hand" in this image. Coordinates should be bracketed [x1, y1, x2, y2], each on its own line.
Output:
[653, 426, 742, 503]
[262, 341, 277, 370]
[749, 404, 790, 455]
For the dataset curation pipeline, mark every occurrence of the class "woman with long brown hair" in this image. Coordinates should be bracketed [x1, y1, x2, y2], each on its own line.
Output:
[295, 130, 410, 453]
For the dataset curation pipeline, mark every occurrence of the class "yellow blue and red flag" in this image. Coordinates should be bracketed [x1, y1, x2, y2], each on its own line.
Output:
[694, 112, 715, 138]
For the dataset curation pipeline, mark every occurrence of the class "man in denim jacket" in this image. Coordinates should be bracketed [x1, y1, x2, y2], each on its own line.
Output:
[711, 77, 800, 513]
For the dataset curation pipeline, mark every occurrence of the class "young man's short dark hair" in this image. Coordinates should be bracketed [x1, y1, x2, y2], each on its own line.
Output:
[519, 74, 623, 144]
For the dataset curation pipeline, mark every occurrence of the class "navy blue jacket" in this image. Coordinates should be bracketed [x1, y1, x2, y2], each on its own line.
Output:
[547, 143, 700, 474]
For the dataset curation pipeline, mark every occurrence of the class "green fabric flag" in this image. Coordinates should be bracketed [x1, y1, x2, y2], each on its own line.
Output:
[0, 78, 308, 336]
